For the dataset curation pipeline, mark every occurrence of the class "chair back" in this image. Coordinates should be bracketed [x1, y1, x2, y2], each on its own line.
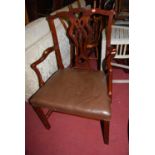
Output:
[47, 8, 115, 70]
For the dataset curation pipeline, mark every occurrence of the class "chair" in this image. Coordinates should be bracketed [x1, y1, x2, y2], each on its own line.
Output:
[29, 8, 115, 144]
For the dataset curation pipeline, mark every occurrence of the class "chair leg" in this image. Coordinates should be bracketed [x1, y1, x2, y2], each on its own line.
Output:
[32, 106, 51, 129]
[128, 119, 129, 142]
[100, 120, 110, 144]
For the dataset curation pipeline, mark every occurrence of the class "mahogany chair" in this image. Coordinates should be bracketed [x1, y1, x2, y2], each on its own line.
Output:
[29, 8, 115, 144]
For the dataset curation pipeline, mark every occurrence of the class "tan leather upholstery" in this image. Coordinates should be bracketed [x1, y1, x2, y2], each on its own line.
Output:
[30, 68, 111, 121]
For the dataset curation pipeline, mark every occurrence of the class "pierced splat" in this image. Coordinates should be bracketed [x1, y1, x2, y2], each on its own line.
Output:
[67, 11, 104, 68]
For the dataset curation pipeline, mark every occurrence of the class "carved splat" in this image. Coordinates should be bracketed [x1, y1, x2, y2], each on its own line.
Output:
[67, 11, 103, 68]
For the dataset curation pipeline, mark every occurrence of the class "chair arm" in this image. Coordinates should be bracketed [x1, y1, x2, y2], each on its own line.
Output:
[31, 46, 56, 88]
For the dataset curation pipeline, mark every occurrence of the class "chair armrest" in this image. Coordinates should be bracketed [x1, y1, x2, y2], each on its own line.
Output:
[31, 46, 56, 88]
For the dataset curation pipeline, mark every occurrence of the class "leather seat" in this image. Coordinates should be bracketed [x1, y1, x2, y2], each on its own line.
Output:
[30, 68, 111, 121]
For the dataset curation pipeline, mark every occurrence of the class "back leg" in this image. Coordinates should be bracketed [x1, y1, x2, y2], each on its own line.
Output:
[100, 120, 110, 144]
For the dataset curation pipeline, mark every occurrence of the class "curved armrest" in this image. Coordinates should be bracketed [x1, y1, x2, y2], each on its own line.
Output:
[31, 47, 55, 88]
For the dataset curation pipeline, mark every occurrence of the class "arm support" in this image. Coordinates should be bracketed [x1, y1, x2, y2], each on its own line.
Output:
[102, 47, 116, 98]
[31, 46, 55, 88]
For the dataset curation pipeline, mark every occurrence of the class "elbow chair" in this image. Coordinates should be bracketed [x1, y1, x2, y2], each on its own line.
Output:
[29, 8, 115, 144]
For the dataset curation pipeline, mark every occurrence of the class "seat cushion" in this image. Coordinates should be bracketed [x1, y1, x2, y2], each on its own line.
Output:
[30, 68, 111, 121]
